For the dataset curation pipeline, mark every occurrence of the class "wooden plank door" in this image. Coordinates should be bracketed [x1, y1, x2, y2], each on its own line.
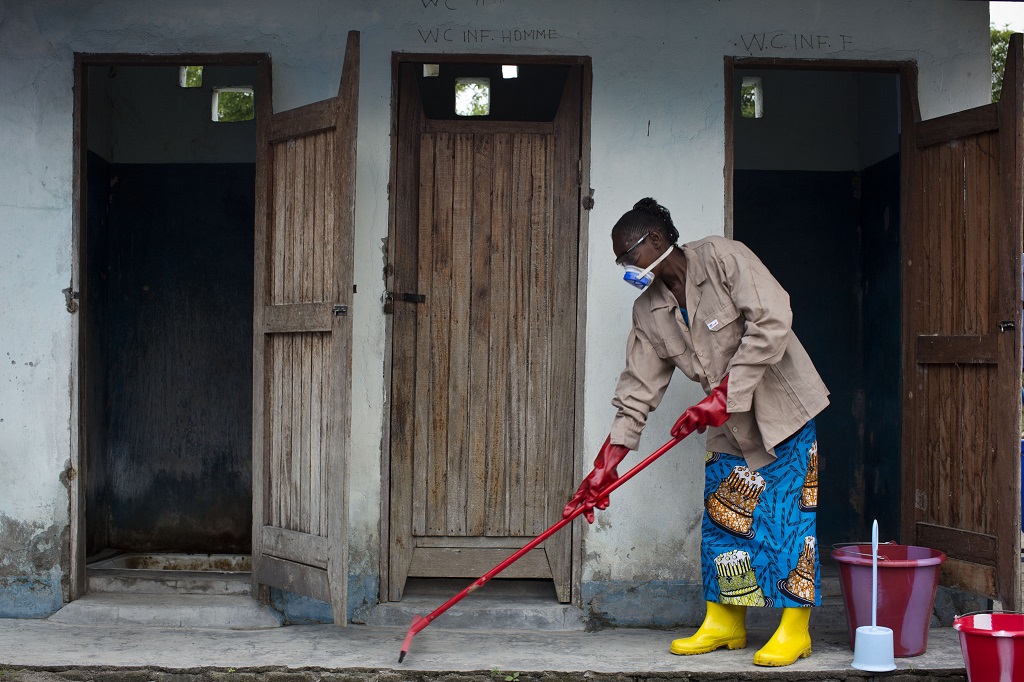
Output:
[389, 63, 582, 603]
[251, 32, 359, 623]
[902, 34, 1023, 608]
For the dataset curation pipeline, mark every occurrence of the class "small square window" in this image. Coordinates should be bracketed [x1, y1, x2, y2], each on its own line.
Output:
[212, 87, 255, 122]
[501, 65, 518, 79]
[423, 64, 440, 78]
[455, 77, 490, 117]
[741, 77, 764, 119]
[179, 66, 203, 88]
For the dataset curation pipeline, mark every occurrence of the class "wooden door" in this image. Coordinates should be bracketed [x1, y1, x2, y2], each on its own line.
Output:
[251, 32, 359, 623]
[902, 34, 1023, 608]
[388, 63, 583, 603]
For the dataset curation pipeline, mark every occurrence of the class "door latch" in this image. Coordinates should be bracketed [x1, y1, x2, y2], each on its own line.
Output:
[998, 320, 1016, 332]
[383, 292, 426, 314]
[387, 292, 426, 304]
[332, 304, 348, 317]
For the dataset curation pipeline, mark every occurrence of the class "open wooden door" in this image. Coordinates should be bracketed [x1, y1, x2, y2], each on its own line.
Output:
[388, 61, 584, 603]
[902, 34, 1023, 608]
[251, 32, 359, 623]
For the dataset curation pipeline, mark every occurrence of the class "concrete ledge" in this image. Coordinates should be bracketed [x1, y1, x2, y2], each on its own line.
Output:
[46, 594, 282, 629]
[87, 571, 252, 596]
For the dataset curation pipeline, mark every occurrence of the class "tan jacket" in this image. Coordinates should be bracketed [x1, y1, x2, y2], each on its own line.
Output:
[610, 236, 829, 470]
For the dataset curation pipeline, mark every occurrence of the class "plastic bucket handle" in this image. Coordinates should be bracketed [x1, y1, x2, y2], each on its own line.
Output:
[832, 543, 946, 568]
[831, 542, 896, 562]
[954, 611, 1024, 637]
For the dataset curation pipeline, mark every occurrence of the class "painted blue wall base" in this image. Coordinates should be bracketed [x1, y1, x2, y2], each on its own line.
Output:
[0, 570, 63, 619]
[270, 574, 379, 624]
[582, 580, 705, 628]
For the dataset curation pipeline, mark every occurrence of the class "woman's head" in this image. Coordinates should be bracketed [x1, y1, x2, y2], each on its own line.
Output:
[611, 198, 679, 270]
[611, 198, 681, 290]
[611, 198, 680, 248]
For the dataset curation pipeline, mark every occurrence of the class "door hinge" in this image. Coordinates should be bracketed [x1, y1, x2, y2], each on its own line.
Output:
[999, 320, 1016, 332]
[332, 304, 349, 317]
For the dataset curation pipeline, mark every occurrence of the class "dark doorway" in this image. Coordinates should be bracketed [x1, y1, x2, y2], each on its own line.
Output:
[730, 67, 903, 547]
[80, 61, 257, 560]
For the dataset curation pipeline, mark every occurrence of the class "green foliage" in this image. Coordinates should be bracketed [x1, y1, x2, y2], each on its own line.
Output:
[992, 25, 1013, 103]
[455, 81, 490, 116]
[0, 662, 18, 682]
[217, 90, 254, 122]
[183, 65, 203, 88]
[740, 84, 757, 118]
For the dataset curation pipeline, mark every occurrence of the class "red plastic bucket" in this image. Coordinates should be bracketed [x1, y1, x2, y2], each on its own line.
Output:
[953, 612, 1024, 682]
[831, 543, 946, 657]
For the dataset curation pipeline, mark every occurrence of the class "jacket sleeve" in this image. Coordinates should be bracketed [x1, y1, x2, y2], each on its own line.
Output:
[719, 249, 793, 413]
[610, 310, 676, 449]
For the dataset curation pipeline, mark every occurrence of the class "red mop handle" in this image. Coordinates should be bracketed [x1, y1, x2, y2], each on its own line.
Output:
[402, 432, 686, 640]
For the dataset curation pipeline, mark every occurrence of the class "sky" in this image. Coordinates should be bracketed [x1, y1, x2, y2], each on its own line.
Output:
[991, 1, 1024, 29]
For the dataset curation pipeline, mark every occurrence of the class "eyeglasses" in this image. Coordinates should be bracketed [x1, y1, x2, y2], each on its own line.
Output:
[615, 232, 650, 267]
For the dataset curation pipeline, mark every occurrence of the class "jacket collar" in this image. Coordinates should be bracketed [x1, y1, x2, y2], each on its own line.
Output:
[644, 242, 707, 312]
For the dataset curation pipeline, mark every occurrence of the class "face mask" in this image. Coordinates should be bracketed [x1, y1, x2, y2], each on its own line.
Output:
[623, 244, 674, 290]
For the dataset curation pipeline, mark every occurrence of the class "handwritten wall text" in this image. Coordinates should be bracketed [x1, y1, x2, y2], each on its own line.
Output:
[418, 27, 559, 43]
[741, 32, 853, 53]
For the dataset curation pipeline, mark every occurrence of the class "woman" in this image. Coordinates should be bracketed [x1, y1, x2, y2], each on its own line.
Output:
[564, 198, 829, 667]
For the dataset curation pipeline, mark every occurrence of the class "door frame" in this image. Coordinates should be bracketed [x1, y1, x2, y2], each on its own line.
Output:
[380, 52, 593, 605]
[70, 52, 271, 600]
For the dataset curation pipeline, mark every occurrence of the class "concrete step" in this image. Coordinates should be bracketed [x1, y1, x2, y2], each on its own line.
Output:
[364, 578, 586, 630]
[47, 593, 283, 629]
[87, 569, 252, 595]
[367, 575, 849, 632]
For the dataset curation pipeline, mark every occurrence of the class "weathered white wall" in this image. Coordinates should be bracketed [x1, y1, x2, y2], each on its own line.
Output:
[0, 0, 990, 620]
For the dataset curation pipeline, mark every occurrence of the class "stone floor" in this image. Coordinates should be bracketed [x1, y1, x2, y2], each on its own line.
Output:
[0, 616, 969, 681]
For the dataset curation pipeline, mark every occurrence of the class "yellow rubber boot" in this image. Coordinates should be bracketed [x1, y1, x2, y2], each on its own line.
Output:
[752, 607, 812, 666]
[670, 601, 747, 655]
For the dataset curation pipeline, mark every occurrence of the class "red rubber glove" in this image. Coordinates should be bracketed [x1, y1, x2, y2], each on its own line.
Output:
[671, 376, 730, 439]
[562, 435, 630, 523]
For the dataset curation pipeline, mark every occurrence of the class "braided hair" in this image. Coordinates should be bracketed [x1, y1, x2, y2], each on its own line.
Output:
[611, 197, 680, 245]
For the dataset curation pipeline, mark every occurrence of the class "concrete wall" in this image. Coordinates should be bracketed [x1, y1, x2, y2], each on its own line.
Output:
[0, 0, 991, 622]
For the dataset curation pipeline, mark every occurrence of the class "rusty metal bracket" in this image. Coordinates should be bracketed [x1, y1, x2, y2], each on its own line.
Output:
[388, 292, 426, 304]
[63, 287, 80, 314]
[384, 291, 426, 314]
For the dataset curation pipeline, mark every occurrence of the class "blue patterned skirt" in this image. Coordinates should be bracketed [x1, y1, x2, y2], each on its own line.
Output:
[701, 420, 820, 608]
